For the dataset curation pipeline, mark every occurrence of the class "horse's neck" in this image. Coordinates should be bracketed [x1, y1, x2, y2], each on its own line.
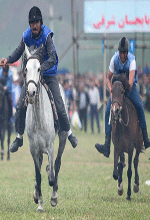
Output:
[31, 83, 49, 125]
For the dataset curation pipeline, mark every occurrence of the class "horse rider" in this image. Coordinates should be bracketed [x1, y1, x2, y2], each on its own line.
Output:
[0, 66, 13, 122]
[95, 37, 150, 158]
[0, 6, 78, 153]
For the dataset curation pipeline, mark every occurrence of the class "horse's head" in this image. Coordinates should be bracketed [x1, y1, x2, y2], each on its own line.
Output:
[111, 75, 130, 121]
[25, 44, 43, 104]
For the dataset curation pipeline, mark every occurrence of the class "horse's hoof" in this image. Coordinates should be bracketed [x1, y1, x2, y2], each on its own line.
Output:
[37, 206, 43, 213]
[51, 197, 58, 207]
[133, 183, 139, 193]
[118, 183, 123, 196]
[126, 196, 131, 201]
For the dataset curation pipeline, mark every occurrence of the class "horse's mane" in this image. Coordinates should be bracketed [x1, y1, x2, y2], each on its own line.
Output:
[112, 74, 130, 96]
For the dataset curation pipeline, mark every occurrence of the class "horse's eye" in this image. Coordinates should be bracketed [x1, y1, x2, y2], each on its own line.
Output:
[38, 67, 41, 72]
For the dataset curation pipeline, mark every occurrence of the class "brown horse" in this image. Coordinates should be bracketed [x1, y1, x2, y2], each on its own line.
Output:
[111, 74, 143, 200]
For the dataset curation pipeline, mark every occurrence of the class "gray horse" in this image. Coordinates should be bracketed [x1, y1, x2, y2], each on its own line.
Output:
[25, 45, 67, 212]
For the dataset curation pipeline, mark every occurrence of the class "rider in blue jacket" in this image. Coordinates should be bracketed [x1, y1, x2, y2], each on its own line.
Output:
[95, 37, 150, 158]
[0, 6, 78, 152]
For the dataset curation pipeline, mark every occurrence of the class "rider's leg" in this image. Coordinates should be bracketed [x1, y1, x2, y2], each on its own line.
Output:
[10, 84, 26, 153]
[128, 84, 150, 149]
[95, 96, 111, 157]
[44, 75, 78, 148]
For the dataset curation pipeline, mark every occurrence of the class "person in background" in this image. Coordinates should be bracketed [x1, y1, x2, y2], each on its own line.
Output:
[0, 6, 78, 153]
[88, 79, 100, 134]
[78, 82, 89, 132]
[63, 79, 73, 119]
[0, 66, 13, 122]
[95, 37, 150, 158]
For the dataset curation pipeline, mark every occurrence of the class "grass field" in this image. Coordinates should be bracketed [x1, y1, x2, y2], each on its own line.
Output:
[1, 111, 150, 220]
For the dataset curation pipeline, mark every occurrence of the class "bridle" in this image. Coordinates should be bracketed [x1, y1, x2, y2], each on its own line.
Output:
[24, 56, 42, 106]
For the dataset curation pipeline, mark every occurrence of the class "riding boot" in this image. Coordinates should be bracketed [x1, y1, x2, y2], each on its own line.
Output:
[58, 112, 78, 148]
[142, 127, 150, 149]
[95, 135, 111, 158]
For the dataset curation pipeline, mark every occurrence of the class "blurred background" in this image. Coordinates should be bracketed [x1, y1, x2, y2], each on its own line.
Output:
[0, 0, 150, 134]
[1, 0, 150, 74]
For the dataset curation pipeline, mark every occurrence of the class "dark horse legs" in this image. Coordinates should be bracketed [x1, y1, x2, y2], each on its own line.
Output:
[133, 151, 140, 193]
[33, 154, 44, 212]
[50, 130, 67, 207]
[127, 153, 133, 200]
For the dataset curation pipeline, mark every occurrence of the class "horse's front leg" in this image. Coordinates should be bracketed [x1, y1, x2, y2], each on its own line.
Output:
[32, 154, 43, 212]
[113, 148, 119, 180]
[50, 131, 67, 207]
[47, 143, 55, 187]
[117, 161, 124, 196]
[133, 150, 140, 193]
[126, 152, 133, 201]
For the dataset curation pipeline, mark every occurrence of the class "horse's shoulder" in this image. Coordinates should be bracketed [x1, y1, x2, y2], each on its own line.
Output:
[125, 97, 137, 114]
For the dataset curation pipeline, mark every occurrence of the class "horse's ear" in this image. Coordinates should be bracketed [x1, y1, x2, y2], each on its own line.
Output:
[25, 44, 31, 59]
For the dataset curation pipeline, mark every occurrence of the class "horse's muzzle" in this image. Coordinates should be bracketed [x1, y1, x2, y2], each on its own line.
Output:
[111, 103, 122, 121]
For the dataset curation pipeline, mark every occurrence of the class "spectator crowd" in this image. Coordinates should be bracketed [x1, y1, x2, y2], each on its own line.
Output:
[0, 61, 150, 134]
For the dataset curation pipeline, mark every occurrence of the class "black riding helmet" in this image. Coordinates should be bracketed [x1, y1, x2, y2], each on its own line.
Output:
[118, 37, 129, 53]
[28, 6, 43, 24]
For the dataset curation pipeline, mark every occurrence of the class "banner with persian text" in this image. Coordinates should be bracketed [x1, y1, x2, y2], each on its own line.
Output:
[84, 0, 150, 33]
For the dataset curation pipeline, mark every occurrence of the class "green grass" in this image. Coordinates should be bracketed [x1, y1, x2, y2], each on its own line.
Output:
[1, 111, 150, 219]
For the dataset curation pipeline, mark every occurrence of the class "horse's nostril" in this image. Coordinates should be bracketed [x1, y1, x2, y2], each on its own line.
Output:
[33, 91, 35, 96]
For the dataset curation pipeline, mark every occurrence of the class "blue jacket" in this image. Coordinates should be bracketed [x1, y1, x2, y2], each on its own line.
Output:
[23, 25, 58, 76]
[113, 51, 137, 84]
[0, 68, 12, 93]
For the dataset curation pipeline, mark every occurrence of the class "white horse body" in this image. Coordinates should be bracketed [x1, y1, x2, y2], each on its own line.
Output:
[25, 45, 67, 212]
[26, 82, 55, 155]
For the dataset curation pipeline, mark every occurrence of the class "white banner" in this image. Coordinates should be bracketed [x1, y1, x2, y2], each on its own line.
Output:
[84, 0, 150, 33]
